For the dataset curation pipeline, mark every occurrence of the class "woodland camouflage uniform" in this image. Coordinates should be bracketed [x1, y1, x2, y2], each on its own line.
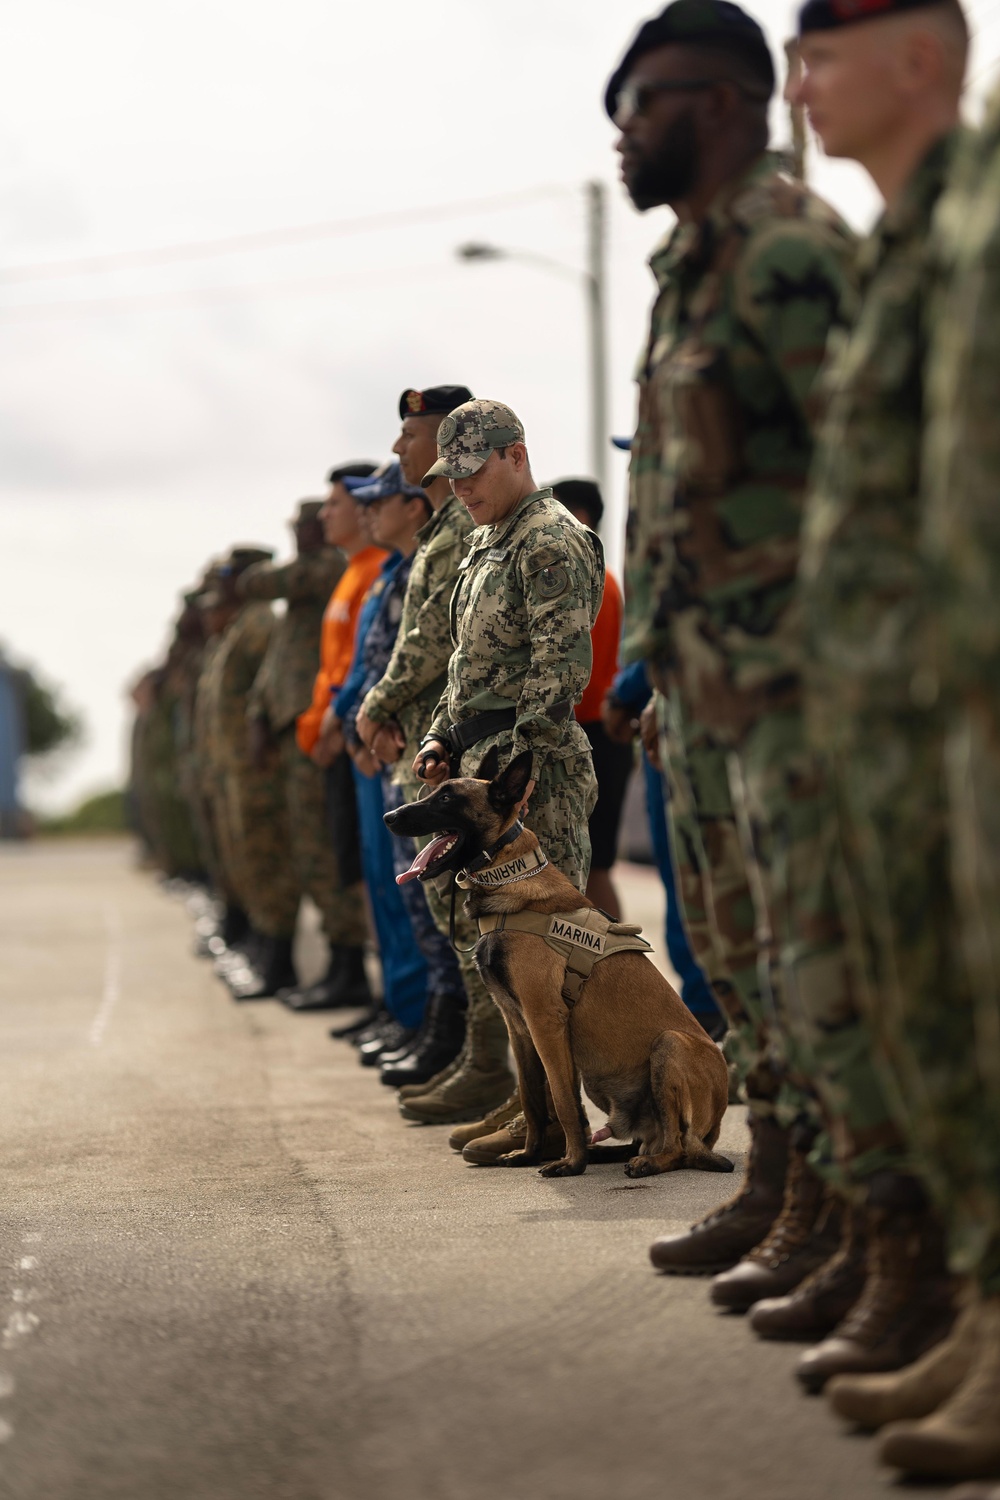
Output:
[200, 599, 300, 938]
[897, 109, 1000, 1293]
[240, 549, 368, 947]
[800, 134, 964, 1185]
[623, 152, 857, 1140]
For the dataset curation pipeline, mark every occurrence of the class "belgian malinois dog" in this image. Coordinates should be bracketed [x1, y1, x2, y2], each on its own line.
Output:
[385, 748, 732, 1179]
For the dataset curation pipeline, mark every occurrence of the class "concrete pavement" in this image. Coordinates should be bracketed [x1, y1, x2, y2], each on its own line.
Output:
[0, 838, 929, 1500]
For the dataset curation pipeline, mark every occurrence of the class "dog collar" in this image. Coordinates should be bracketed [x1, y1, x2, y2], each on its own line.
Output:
[461, 819, 526, 876]
[456, 845, 549, 890]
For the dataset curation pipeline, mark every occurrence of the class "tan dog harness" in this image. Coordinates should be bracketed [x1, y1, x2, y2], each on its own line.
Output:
[475, 906, 653, 1006]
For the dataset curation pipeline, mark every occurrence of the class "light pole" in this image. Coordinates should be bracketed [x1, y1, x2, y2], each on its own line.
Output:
[456, 179, 609, 504]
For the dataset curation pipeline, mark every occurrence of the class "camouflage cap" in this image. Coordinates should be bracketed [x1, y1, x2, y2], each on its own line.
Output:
[421, 399, 525, 486]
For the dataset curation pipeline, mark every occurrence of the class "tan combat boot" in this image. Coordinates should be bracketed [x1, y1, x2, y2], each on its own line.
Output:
[398, 1000, 514, 1126]
[878, 1295, 1000, 1480]
[711, 1125, 843, 1312]
[750, 1204, 868, 1341]
[649, 1113, 789, 1275]
[827, 1293, 981, 1430]
[448, 1089, 521, 1152]
[397, 1051, 464, 1101]
[796, 1171, 958, 1394]
[463, 1111, 566, 1165]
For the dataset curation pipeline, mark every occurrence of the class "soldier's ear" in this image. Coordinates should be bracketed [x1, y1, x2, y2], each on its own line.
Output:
[488, 750, 534, 813]
[475, 745, 501, 782]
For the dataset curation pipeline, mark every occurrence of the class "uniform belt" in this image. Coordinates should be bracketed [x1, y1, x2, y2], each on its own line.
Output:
[447, 707, 517, 755]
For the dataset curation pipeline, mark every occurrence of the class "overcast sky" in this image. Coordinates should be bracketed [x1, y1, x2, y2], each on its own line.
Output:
[2, 0, 998, 811]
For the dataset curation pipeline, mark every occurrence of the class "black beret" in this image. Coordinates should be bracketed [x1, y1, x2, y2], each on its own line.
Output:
[398, 384, 474, 419]
[799, 0, 944, 31]
[605, 0, 775, 120]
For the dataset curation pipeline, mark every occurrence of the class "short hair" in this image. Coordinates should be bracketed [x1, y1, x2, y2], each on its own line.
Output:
[327, 461, 377, 486]
[552, 478, 604, 529]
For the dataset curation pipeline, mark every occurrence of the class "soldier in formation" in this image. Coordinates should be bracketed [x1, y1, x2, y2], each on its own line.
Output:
[127, 1, 1000, 1479]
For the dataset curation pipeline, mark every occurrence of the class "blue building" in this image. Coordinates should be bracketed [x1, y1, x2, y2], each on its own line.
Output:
[0, 654, 25, 838]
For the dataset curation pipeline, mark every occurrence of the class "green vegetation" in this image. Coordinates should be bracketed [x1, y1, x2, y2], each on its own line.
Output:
[19, 665, 82, 759]
[40, 789, 128, 836]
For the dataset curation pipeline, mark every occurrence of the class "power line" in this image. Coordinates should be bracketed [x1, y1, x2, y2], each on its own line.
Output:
[0, 259, 455, 322]
[0, 184, 574, 287]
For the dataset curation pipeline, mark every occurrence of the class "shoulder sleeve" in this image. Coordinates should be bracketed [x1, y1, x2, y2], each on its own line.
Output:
[237, 560, 292, 601]
[361, 530, 465, 725]
[734, 215, 855, 429]
[511, 525, 601, 761]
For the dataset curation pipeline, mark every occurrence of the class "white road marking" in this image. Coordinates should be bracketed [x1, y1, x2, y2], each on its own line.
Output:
[16, 1258, 37, 1273]
[89, 903, 122, 1047]
[0, 1418, 12, 1443]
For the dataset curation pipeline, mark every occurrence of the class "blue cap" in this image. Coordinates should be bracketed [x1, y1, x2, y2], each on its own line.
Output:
[611, 435, 633, 451]
[350, 461, 428, 505]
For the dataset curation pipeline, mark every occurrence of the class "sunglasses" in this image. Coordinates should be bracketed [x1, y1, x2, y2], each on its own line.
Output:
[614, 78, 716, 125]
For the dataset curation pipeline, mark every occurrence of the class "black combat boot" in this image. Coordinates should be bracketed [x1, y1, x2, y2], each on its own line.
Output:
[358, 1018, 416, 1066]
[379, 992, 468, 1087]
[229, 935, 297, 1001]
[280, 944, 372, 1012]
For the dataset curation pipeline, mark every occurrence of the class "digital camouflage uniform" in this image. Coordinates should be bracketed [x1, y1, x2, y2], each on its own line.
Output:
[623, 152, 855, 1133]
[899, 110, 1000, 1293]
[200, 601, 300, 938]
[240, 550, 367, 947]
[359, 494, 481, 1014]
[800, 135, 965, 1188]
[429, 485, 604, 892]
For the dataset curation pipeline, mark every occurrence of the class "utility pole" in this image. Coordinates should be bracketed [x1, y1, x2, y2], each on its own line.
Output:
[784, 40, 808, 182]
[457, 179, 611, 506]
[585, 180, 609, 504]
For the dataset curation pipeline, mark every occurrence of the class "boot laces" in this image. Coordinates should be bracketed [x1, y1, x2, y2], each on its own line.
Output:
[746, 1156, 823, 1266]
[837, 1226, 928, 1342]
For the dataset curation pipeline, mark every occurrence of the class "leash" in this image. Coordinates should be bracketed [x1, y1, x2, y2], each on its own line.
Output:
[449, 875, 480, 955]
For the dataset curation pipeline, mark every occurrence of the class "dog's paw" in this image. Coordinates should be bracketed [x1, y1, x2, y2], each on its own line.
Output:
[496, 1149, 539, 1168]
[625, 1156, 658, 1178]
[539, 1158, 587, 1178]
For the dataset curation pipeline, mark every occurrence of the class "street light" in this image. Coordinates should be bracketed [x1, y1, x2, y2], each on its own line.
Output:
[455, 180, 609, 505]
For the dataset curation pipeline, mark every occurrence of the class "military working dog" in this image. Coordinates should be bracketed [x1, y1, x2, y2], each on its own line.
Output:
[385, 748, 732, 1179]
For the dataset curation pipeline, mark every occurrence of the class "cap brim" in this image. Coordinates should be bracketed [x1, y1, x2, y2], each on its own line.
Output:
[420, 450, 489, 487]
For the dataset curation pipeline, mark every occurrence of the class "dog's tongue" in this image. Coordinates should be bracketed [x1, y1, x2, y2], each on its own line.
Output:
[395, 833, 457, 886]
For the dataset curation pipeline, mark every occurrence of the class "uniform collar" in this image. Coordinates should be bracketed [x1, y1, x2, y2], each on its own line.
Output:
[416, 492, 462, 545]
[466, 487, 554, 551]
[648, 150, 775, 290]
[861, 129, 962, 280]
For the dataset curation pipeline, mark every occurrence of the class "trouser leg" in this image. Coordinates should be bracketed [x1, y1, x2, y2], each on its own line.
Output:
[351, 763, 427, 1030]
[732, 708, 907, 1186]
[280, 728, 367, 946]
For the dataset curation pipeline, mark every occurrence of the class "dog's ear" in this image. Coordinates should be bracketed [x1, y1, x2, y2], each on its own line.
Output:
[474, 744, 501, 783]
[488, 750, 534, 812]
